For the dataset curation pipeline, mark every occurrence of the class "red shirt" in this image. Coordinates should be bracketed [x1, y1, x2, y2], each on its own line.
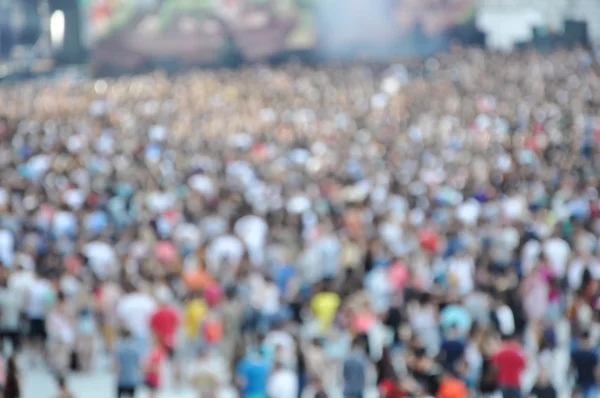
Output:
[378, 380, 406, 398]
[491, 342, 526, 387]
[150, 305, 180, 349]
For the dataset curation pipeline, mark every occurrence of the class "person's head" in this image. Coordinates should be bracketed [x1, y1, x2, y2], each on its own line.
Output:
[501, 332, 518, 343]
[119, 326, 132, 340]
[196, 345, 210, 359]
[579, 330, 591, 347]
[351, 335, 366, 353]
[446, 323, 461, 338]
[272, 359, 284, 372]
[536, 369, 550, 386]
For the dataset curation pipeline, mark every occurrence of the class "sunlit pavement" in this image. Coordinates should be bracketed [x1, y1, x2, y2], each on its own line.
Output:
[21, 320, 573, 398]
[21, 365, 196, 398]
[21, 364, 379, 398]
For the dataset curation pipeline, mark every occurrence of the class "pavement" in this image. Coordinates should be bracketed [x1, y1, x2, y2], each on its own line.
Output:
[20, 320, 574, 398]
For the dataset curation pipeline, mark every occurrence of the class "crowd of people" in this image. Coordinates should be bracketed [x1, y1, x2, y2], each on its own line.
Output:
[0, 46, 599, 398]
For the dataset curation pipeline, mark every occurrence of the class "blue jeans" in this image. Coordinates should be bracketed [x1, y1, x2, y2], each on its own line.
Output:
[500, 386, 521, 398]
[577, 384, 597, 398]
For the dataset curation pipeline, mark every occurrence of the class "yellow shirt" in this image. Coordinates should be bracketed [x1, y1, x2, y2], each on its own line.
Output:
[185, 299, 208, 339]
[311, 292, 341, 332]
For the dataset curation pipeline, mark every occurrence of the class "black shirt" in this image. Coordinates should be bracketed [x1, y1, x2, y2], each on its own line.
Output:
[440, 338, 465, 371]
[571, 348, 598, 386]
[530, 384, 556, 398]
[315, 390, 328, 398]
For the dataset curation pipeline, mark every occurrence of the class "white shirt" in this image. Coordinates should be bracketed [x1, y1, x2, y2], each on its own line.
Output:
[188, 353, 230, 390]
[317, 235, 341, 277]
[365, 268, 392, 313]
[206, 235, 245, 275]
[543, 237, 570, 277]
[174, 223, 203, 250]
[447, 256, 475, 296]
[495, 305, 515, 336]
[26, 279, 51, 319]
[264, 330, 296, 367]
[201, 216, 228, 240]
[0, 229, 14, 267]
[8, 269, 34, 310]
[521, 239, 541, 276]
[298, 245, 322, 284]
[52, 210, 77, 237]
[48, 311, 74, 344]
[267, 369, 298, 398]
[567, 258, 600, 290]
[261, 283, 281, 315]
[234, 215, 268, 266]
[83, 241, 117, 279]
[60, 274, 80, 298]
[117, 292, 157, 338]
[0, 288, 21, 329]
[379, 222, 403, 256]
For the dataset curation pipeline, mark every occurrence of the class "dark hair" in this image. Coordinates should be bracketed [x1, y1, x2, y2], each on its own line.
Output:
[4, 355, 20, 398]
[580, 330, 591, 341]
[119, 326, 133, 339]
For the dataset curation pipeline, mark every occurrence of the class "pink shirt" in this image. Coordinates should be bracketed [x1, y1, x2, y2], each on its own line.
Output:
[539, 264, 561, 302]
[523, 274, 548, 321]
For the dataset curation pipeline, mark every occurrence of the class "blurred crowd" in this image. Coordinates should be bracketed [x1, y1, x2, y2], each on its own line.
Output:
[0, 47, 599, 398]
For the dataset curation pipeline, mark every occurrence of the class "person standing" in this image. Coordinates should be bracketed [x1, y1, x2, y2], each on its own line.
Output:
[46, 294, 75, 378]
[570, 331, 598, 398]
[99, 278, 121, 354]
[267, 360, 298, 398]
[114, 327, 144, 398]
[24, 270, 53, 367]
[235, 343, 270, 398]
[0, 278, 22, 356]
[343, 337, 367, 398]
[3, 355, 19, 398]
[188, 346, 230, 398]
[491, 334, 526, 398]
[439, 325, 466, 374]
[149, 295, 180, 383]
[529, 372, 556, 398]
[116, 283, 157, 352]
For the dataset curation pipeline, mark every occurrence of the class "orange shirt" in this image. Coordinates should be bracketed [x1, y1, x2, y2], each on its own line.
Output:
[437, 377, 468, 398]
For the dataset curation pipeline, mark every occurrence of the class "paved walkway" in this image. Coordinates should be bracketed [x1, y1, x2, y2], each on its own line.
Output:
[20, 320, 574, 398]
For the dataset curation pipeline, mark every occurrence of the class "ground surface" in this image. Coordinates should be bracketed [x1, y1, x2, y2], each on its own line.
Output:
[21, 321, 573, 398]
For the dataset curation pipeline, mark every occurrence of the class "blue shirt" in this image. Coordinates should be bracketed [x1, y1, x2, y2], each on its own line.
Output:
[274, 264, 296, 296]
[116, 338, 144, 387]
[343, 351, 366, 396]
[236, 356, 270, 396]
[86, 211, 108, 233]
